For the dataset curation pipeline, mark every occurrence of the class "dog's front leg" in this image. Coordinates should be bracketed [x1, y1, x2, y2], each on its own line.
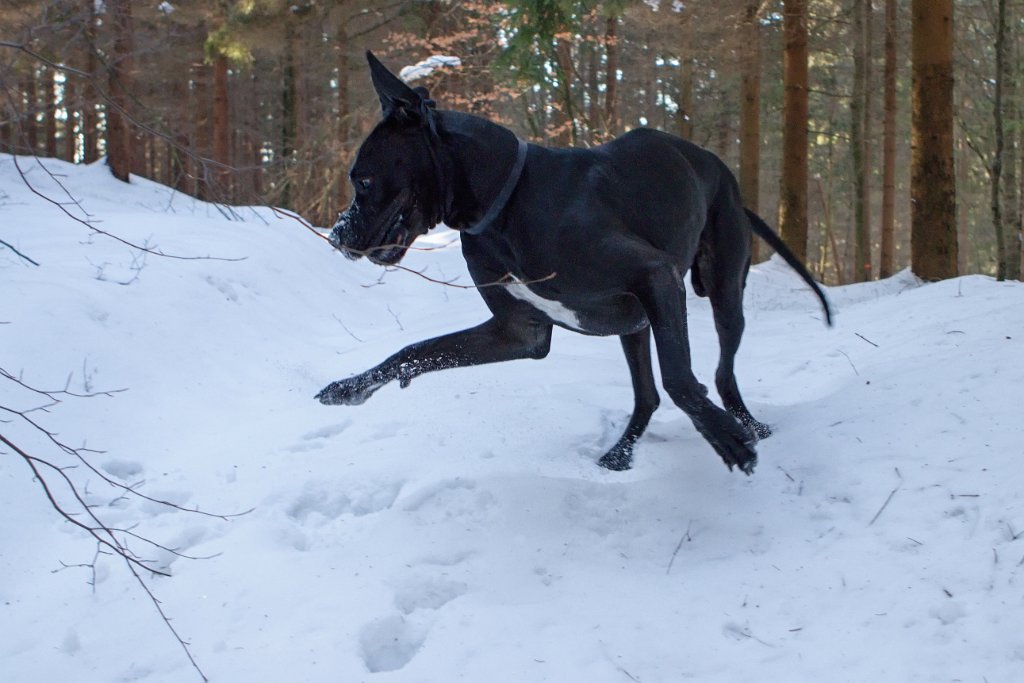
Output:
[635, 263, 758, 475]
[317, 316, 552, 406]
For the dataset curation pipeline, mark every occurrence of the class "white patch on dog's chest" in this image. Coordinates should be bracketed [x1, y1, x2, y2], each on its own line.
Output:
[504, 277, 584, 330]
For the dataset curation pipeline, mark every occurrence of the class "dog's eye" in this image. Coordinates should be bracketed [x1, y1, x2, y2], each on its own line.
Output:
[356, 177, 373, 192]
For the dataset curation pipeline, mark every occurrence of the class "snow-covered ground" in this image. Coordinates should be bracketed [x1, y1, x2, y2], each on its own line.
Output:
[2, 155, 1023, 682]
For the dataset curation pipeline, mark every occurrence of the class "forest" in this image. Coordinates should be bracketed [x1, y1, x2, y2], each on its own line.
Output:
[1, 0, 1021, 285]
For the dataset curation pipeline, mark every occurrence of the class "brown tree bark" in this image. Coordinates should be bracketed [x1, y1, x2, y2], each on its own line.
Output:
[105, 0, 134, 182]
[740, 1, 762, 262]
[335, 22, 351, 210]
[957, 129, 970, 274]
[81, 0, 98, 164]
[192, 62, 210, 200]
[63, 76, 77, 162]
[585, 42, 599, 143]
[604, 13, 619, 138]
[911, 0, 957, 280]
[780, 0, 809, 263]
[281, 20, 297, 207]
[999, 0, 1021, 280]
[991, 0, 1009, 280]
[43, 68, 57, 158]
[851, 0, 873, 282]
[910, 0, 958, 280]
[677, 11, 694, 140]
[212, 52, 231, 199]
[22, 73, 38, 153]
[879, 0, 897, 278]
[0, 113, 11, 152]
[553, 36, 577, 146]
[861, 0, 874, 281]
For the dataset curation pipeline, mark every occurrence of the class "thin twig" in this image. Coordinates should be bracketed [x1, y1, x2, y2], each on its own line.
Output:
[838, 350, 859, 376]
[855, 332, 879, 347]
[8, 153, 245, 263]
[0, 238, 40, 265]
[272, 206, 559, 291]
[666, 521, 693, 574]
[869, 487, 900, 526]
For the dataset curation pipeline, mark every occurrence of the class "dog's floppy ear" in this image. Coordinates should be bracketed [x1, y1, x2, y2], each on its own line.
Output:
[366, 50, 421, 117]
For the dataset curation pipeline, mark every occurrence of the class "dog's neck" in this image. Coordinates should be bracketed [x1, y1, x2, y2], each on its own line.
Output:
[435, 111, 525, 233]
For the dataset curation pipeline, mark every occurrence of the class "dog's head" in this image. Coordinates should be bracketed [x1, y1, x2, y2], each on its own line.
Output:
[329, 52, 446, 266]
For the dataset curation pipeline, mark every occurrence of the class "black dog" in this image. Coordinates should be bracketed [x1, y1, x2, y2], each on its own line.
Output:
[317, 52, 832, 475]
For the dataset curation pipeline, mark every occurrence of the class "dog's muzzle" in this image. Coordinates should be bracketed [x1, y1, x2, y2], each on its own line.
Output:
[328, 205, 362, 261]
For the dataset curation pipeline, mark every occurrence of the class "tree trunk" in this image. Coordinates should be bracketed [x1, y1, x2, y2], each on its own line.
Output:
[780, 0, 809, 263]
[43, 68, 57, 158]
[281, 20, 297, 207]
[168, 75, 190, 194]
[1000, 0, 1021, 281]
[82, 0, 99, 164]
[992, 0, 1007, 281]
[173, 133, 192, 195]
[910, 0, 957, 280]
[740, 2, 762, 262]
[334, 27, 351, 207]
[553, 36, 577, 146]
[192, 62, 210, 200]
[861, 0, 874, 280]
[677, 12, 694, 139]
[63, 76, 77, 162]
[851, 0, 873, 282]
[105, 0, 134, 182]
[604, 13, 619, 139]
[247, 72, 264, 202]
[213, 52, 231, 200]
[879, 0, 897, 278]
[0, 112, 11, 152]
[23, 73, 38, 153]
[957, 129, 970, 274]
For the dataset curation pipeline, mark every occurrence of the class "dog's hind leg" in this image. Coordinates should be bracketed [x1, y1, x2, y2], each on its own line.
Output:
[635, 261, 757, 474]
[316, 314, 552, 406]
[598, 327, 661, 471]
[706, 276, 772, 440]
[699, 200, 771, 440]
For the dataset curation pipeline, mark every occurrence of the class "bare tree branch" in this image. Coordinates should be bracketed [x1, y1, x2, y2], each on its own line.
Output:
[271, 207, 558, 291]
[0, 369, 255, 682]
[0, 238, 40, 265]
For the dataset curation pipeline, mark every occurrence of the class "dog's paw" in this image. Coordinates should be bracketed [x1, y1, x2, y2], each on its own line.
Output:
[316, 374, 385, 406]
[730, 409, 772, 441]
[598, 446, 633, 471]
[697, 411, 758, 476]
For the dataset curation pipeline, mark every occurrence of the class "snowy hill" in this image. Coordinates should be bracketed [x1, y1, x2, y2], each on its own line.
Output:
[2, 154, 1023, 682]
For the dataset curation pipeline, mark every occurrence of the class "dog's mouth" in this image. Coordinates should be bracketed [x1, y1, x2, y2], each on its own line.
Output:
[366, 207, 414, 266]
[330, 192, 419, 266]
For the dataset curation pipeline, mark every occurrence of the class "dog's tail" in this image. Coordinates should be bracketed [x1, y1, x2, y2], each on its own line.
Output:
[745, 208, 833, 326]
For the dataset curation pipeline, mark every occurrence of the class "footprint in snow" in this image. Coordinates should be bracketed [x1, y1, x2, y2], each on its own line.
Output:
[401, 478, 496, 524]
[204, 275, 239, 302]
[101, 458, 143, 480]
[288, 420, 353, 453]
[393, 576, 467, 614]
[360, 572, 469, 673]
[286, 479, 403, 523]
[359, 615, 427, 673]
[301, 420, 352, 441]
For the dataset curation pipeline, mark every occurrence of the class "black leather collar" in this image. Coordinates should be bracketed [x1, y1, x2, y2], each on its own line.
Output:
[464, 140, 529, 236]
